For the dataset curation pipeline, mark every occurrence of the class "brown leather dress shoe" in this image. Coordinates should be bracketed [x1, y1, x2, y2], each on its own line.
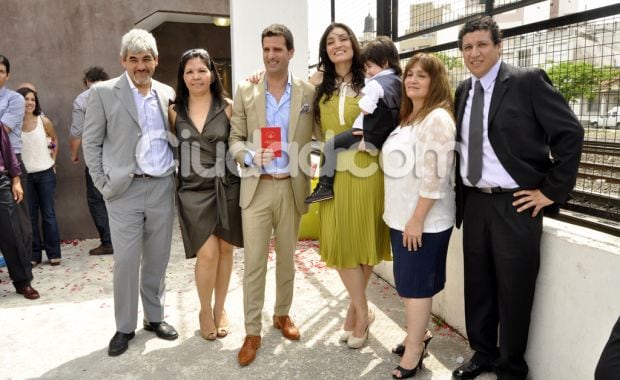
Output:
[273, 315, 301, 340]
[16, 285, 40, 300]
[89, 244, 114, 255]
[238, 335, 261, 366]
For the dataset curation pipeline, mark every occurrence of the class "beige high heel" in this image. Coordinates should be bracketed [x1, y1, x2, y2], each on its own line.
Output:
[347, 325, 369, 349]
[340, 330, 353, 342]
[199, 311, 217, 341]
[216, 310, 230, 338]
[341, 309, 375, 342]
[347, 309, 375, 349]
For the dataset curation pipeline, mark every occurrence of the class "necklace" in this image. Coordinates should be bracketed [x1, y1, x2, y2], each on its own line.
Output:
[335, 71, 352, 85]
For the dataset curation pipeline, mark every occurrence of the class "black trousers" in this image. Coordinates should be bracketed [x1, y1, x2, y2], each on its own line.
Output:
[595, 316, 620, 380]
[462, 187, 542, 380]
[85, 168, 112, 246]
[16, 155, 33, 260]
[0, 174, 33, 289]
[318, 129, 363, 187]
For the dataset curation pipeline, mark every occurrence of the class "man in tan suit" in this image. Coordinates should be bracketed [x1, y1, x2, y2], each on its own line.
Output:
[229, 24, 319, 367]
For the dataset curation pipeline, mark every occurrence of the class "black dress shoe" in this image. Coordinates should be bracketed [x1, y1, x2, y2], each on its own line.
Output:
[108, 331, 135, 356]
[453, 360, 493, 379]
[143, 321, 178, 340]
[304, 183, 334, 204]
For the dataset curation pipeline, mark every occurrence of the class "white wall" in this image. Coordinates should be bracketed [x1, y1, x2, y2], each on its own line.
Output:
[230, 0, 309, 95]
[375, 219, 620, 380]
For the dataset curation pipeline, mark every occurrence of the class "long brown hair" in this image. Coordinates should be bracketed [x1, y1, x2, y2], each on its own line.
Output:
[313, 23, 365, 123]
[399, 53, 454, 125]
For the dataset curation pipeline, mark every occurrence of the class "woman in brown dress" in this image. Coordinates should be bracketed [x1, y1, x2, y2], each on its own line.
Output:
[169, 48, 243, 341]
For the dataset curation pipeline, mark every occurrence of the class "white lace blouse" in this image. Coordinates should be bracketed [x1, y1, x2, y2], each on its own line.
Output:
[382, 108, 456, 233]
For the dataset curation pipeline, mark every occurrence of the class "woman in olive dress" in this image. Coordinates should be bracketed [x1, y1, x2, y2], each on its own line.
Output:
[311, 23, 392, 349]
[169, 48, 243, 341]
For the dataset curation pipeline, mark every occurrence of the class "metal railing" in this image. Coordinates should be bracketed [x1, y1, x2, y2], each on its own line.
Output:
[333, 0, 620, 235]
[331, 1, 620, 235]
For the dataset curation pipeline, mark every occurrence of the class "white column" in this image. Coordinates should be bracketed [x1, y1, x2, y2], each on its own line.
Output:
[230, 0, 309, 95]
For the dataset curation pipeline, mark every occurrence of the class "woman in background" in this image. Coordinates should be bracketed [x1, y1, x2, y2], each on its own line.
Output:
[17, 87, 61, 267]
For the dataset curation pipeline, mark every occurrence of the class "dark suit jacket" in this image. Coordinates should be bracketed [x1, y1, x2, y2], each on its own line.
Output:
[362, 74, 402, 149]
[454, 62, 584, 227]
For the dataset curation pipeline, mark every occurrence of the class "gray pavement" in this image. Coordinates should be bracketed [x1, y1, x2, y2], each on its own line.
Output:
[1, 222, 494, 380]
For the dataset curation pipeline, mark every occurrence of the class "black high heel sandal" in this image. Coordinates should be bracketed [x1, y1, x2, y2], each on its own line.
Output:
[391, 330, 432, 357]
[392, 347, 425, 379]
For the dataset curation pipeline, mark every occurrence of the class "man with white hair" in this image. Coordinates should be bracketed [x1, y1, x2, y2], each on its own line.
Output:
[83, 29, 178, 357]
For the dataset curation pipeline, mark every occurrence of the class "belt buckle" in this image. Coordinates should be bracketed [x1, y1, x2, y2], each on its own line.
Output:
[479, 187, 493, 194]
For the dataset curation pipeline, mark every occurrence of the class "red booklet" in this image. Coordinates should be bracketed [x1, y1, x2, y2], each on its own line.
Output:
[261, 127, 282, 157]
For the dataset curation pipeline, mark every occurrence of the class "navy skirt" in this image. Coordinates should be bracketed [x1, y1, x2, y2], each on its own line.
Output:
[390, 227, 453, 298]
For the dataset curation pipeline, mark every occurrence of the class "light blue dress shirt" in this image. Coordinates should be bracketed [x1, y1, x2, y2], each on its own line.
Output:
[263, 74, 292, 175]
[125, 72, 174, 176]
[0, 86, 25, 153]
[70, 88, 89, 138]
[244, 73, 292, 175]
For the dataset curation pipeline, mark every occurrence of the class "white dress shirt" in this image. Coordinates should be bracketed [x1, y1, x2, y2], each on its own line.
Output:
[458, 59, 518, 188]
[382, 108, 456, 233]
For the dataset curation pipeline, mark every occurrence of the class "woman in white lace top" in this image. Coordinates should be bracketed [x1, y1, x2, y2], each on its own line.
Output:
[381, 53, 456, 379]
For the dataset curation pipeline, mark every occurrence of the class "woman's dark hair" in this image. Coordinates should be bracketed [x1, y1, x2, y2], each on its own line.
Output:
[360, 36, 402, 76]
[313, 23, 365, 123]
[16, 87, 42, 116]
[0, 55, 10, 74]
[174, 48, 227, 120]
[399, 53, 454, 125]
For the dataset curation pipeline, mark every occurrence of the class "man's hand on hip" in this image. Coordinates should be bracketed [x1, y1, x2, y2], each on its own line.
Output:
[512, 189, 554, 217]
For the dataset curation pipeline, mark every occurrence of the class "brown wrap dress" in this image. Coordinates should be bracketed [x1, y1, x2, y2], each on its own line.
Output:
[175, 101, 243, 258]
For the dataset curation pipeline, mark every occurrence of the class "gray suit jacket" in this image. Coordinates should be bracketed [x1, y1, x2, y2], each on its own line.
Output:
[83, 74, 175, 200]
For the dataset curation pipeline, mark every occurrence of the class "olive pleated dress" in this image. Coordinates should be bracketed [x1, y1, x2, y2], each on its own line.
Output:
[318, 86, 391, 268]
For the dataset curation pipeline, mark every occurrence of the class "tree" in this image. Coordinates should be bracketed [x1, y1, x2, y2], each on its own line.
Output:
[547, 62, 620, 103]
[435, 52, 462, 71]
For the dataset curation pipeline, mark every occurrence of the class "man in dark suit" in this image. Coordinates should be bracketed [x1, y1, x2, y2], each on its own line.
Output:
[451, 16, 583, 380]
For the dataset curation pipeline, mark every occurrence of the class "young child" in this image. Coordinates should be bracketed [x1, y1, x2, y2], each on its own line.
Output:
[305, 36, 402, 203]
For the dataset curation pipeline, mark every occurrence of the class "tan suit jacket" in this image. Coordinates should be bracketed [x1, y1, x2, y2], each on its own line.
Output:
[229, 74, 320, 215]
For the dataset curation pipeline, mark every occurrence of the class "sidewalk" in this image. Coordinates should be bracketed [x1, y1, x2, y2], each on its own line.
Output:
[1, 222, 493, 380]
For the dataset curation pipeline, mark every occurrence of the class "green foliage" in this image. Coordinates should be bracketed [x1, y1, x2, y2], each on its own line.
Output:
[547, 62, 620, 103]
[435, 52, 462, 70]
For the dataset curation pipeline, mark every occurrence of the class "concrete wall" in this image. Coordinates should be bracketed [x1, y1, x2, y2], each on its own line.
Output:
[375, 219, 620, 380]
[152, 22, 232, 95]
[230, 0, 309, 93]
[0, 0, 229, 239]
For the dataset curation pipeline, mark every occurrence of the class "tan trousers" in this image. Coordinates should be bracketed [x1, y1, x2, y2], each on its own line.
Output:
[241, 178, 301, 335]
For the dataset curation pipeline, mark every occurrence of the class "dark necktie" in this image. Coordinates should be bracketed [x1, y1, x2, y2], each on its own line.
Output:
[467, 80, 484, 186]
